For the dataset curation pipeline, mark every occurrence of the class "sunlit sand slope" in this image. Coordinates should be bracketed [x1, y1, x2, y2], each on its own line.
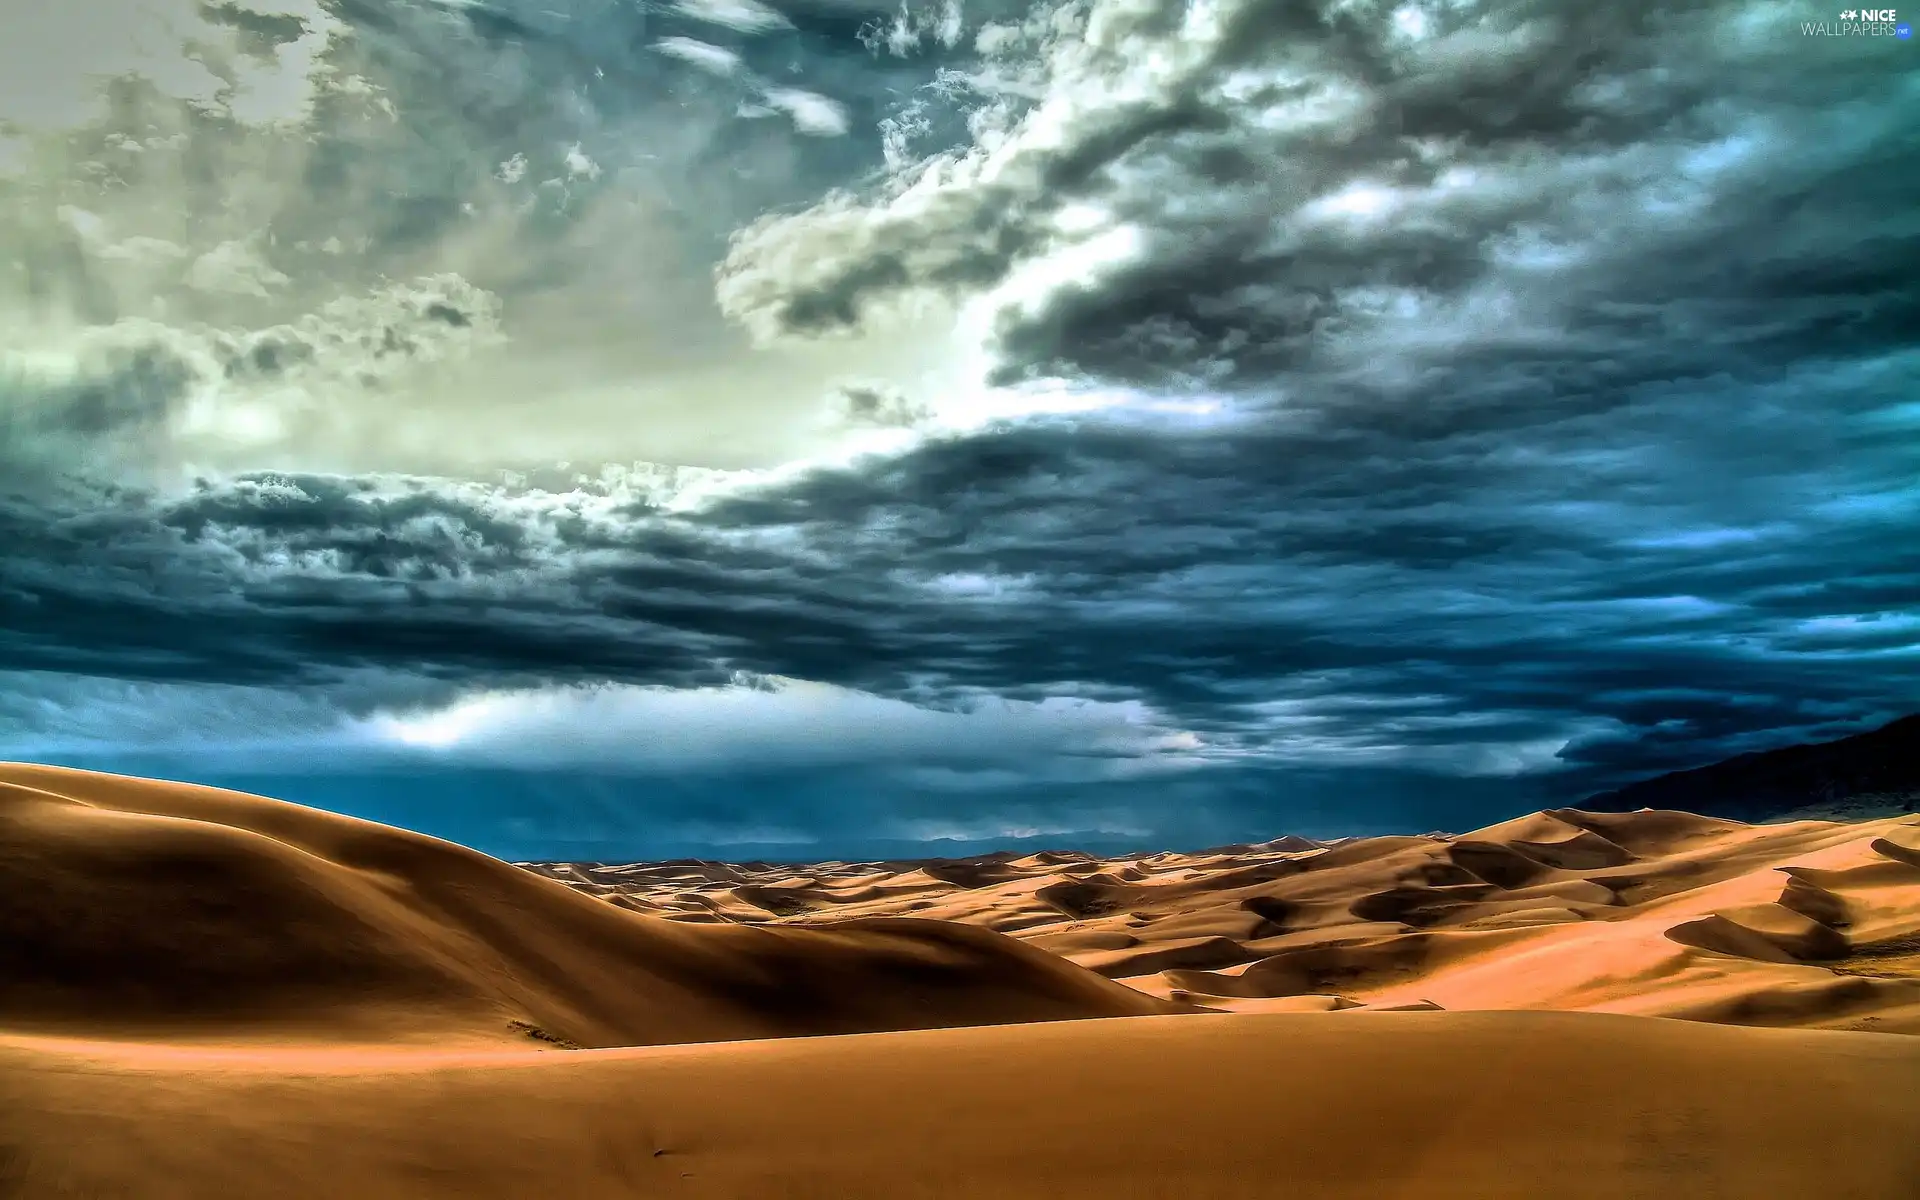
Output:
[3, 1012, 1917, 1199]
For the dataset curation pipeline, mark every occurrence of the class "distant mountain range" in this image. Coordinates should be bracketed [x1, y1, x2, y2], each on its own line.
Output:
[1583, 714, 1919, 823]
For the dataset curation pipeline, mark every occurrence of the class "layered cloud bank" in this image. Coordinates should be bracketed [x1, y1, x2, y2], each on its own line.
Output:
[2, 0, 1914, 855]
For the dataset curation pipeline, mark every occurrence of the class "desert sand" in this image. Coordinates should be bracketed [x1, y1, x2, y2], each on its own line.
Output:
[529, 805, 1920, 1034]
[4, 762, 1919, 1197]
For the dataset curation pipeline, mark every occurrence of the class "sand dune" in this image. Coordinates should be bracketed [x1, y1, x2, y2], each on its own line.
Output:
[5, 763, 1920, 1197]
[539, 804, 1920, 1033]
[0, 764, 1172, 1050]
[5, 1013, 1918, 1198]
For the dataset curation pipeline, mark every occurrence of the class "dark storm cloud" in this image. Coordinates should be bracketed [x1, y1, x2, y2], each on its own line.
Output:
[6, 334, 1915, 794]
[716, 0, 1920, 398]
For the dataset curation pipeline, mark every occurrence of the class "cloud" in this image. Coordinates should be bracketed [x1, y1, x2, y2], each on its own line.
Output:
[369, 676, 1206, 774]
[1, 663, 1531, 856]
[653, 36, 747, 76]
[830, 381, 933, 426]
[3, 335, 1913, 802]
[760, 87, 853, 136]
[4, 0, 1917, 854]
[184, 239, 294, 297]
[0, 669, 445, 762]
[0, 667, 1203, 779]
[2, 275, 504, 479]
[672, 0, 795, 33]
[0, 0, 343, 131]
[858, 0, 968, 56]
[0, 0, 983, 476]
[0, 667, 1243, 857]
[716, 0, 1919, 398]
[561, 143, 603, 181]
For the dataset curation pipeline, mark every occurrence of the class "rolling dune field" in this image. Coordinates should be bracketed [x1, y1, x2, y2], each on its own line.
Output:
[4, 763, 1918, 1198]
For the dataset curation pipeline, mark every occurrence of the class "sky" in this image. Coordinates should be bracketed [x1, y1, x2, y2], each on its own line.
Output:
[1, 0, 1915, 861]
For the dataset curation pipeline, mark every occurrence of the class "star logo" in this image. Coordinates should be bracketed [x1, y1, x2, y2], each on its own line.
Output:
[1840, 7, 1857, 16]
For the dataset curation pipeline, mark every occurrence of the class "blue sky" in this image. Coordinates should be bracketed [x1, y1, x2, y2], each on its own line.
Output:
[1, 0, 1915, 859]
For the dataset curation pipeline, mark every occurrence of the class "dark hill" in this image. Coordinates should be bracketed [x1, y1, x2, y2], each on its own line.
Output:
[1582, 714, 1918, 823]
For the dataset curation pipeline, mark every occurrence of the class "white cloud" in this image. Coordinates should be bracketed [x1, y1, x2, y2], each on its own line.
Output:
[860, 0, 968, 57]
[96, 236, 194, 268]
[671, 0, 793, 33]
[563, 143, 602, 181]
[184, 239, 292, 298]
[364, 676, 1212, 776]
[760, 88, 851, 137]
[652, 37, 745, 77]
[0, 670, 1217, 786]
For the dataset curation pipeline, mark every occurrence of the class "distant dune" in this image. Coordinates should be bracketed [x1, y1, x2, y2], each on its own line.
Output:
[531, 804, 1920, 1034]
[4, 762, 1920, 1198]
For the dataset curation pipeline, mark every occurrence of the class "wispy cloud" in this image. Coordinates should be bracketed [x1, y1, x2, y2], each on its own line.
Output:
[672, 0, 794, 34]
